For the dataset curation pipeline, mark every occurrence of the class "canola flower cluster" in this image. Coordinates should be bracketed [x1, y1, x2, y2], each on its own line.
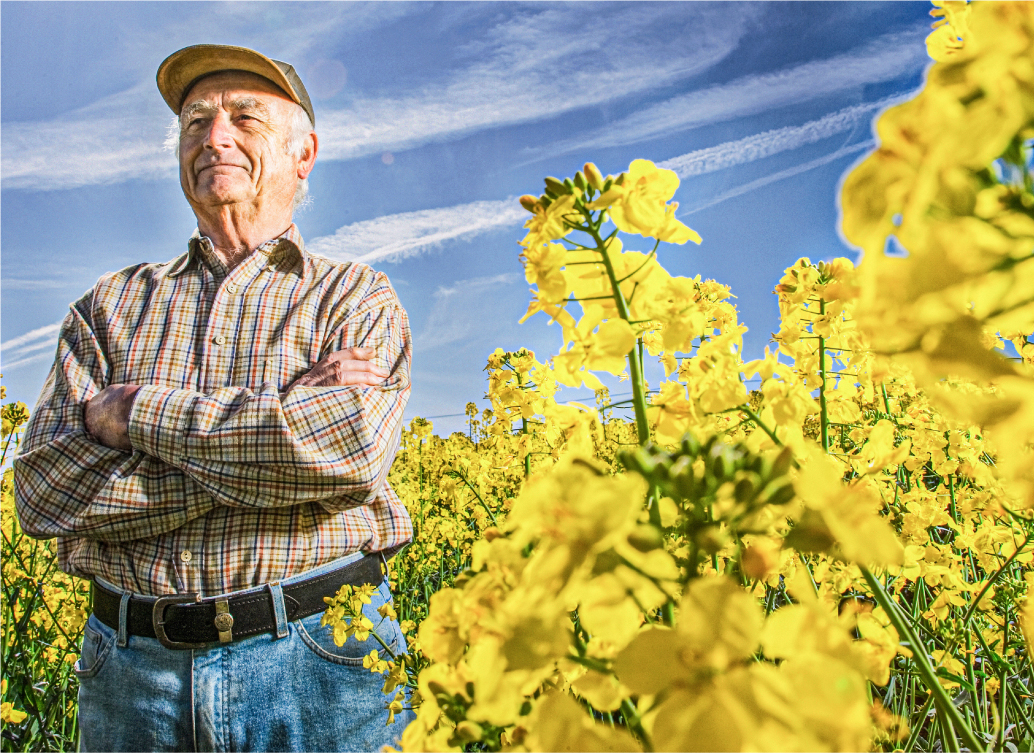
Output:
[5, 4, 1034, 750]
[345, 5, 1034, 750]
[1, 392, 89, 749]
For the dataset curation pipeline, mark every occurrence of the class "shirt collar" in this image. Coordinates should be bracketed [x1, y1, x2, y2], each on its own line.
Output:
[166, 224, 307, 277]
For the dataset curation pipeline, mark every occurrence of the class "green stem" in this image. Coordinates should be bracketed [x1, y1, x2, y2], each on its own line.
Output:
[1007, 684, 1034, 742]
[582, 209, 650, 447]
[961, 533, 1031, 626]
[447, 471, 499, 527]
[997, 615, 1009, 751]
[734, 404, 783, 447]
[935, 703, 958, 753]
[817, 299, 829, 453]
[516, 370, 532, 480]
[620, 698, 653, 752]
[967, 631, 986, 736]
[861, 566, 986, 753]
[904, 682, 932, 752]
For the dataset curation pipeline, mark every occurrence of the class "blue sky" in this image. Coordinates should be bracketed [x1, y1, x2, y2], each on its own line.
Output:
[1, 1, 932, 436]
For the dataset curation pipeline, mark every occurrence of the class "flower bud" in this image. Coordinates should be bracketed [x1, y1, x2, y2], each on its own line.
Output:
[583, 162, 605, 190]
[573, 171, 587, 190]
[544, 176, 569, 197]
[519, 195, 540, 213]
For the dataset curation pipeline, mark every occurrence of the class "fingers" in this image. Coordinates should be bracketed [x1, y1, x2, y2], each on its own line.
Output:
[333, 347, 376, 361]
[286, 349, 391, 393]
[324, 349, 389, 376]
[306, 369, 387, 387]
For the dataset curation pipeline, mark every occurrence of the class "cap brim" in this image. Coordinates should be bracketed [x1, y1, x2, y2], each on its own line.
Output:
[157, 44, 306, 120]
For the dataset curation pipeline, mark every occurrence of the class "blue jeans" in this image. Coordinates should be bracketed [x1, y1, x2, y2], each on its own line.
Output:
[75, 555, 415, 752]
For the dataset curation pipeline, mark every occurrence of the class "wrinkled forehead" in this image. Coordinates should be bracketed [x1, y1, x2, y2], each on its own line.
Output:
[180, 70, 293, 115]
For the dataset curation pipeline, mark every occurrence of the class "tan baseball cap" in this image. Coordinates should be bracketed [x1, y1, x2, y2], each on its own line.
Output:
[157, 44, 315, 126]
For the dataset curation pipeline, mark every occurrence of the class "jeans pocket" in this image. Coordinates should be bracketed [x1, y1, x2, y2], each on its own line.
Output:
[295, 581, 400, 666]
[74, 614, 115, 678]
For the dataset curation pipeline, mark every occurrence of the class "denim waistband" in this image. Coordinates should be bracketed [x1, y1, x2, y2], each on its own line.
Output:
[95, 549, 369, 601]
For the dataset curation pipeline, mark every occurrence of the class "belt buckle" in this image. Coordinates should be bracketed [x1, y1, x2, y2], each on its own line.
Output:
[152, 593, 207, 649]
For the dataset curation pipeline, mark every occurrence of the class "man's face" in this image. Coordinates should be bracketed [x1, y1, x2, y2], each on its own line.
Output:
[178, 71, 307, 212]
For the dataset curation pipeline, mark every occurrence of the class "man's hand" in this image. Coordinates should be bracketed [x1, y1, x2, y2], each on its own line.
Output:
[285, 347, 390, 395]
[84, 384, 140, 451]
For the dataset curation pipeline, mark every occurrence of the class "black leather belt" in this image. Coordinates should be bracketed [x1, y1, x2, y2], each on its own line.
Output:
[92, 554, 384, 649]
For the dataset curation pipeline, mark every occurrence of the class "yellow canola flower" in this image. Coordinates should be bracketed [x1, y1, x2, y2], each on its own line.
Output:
[520, 242, 568, 305]
[1020, 574, 1034, 661]
[1, 679, 27, 726]
[519, 192, 580, 249]
[1, 701, 28, 726]
[790, 450, 905, 566]
[386, 691, 406, 726]
[364, 649, 390, 673]
[587, 159, 702, 245]
[521, 691, 638, 752]
[552, 308, 636, 390]
[926, 1, 971, 61]
[609, 576, 874, 752]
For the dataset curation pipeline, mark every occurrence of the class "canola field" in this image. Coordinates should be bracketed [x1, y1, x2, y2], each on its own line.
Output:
[5, 3, 1034, 750]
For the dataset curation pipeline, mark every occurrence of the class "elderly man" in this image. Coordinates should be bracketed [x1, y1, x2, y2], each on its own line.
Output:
[13, 44, 414, 752]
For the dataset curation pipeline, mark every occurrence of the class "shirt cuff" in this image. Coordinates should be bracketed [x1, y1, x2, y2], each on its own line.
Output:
[127, 385, 197, 465]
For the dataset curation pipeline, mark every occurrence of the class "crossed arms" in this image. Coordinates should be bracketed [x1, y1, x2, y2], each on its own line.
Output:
[84, 348, 390, 450]
[13, 282, 411, 544]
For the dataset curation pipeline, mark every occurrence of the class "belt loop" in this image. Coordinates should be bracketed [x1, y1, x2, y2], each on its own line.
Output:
[117, 591, 132, 647]
[267, 581, 289, 639]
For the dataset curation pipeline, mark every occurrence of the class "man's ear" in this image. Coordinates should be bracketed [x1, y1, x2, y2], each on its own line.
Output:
[297, 131, 318, 179]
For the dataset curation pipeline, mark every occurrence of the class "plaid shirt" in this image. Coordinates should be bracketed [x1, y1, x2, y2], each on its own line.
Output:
[13, 225, 413, 596]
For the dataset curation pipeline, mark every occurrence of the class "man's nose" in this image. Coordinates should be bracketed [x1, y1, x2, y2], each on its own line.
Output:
[203, 113, 234, 150]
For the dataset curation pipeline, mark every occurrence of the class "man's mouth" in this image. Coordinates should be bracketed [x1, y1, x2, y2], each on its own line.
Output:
[197, 164, 247, 176]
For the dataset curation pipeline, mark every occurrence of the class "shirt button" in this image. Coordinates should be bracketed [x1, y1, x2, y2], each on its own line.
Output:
[226, 283, 238, 294]
[180, 550, 192, 563]
[214, 335, 226, 346]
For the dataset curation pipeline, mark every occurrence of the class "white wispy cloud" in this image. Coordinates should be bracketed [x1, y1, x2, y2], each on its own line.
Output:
[2, 4, 756, 191]
[307, 200, 528, 264]
[2, 278, 86, 290]
[314, 5, 756, 162]
[681, 141, 875, 216]
[417, 273, 522, 352]
[1, 82, 178, 190]
[1, 321, 63, 371]
[307, 96, 901, 267]
[657, 96, 904, 178]
[543, 29, 927, 157]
